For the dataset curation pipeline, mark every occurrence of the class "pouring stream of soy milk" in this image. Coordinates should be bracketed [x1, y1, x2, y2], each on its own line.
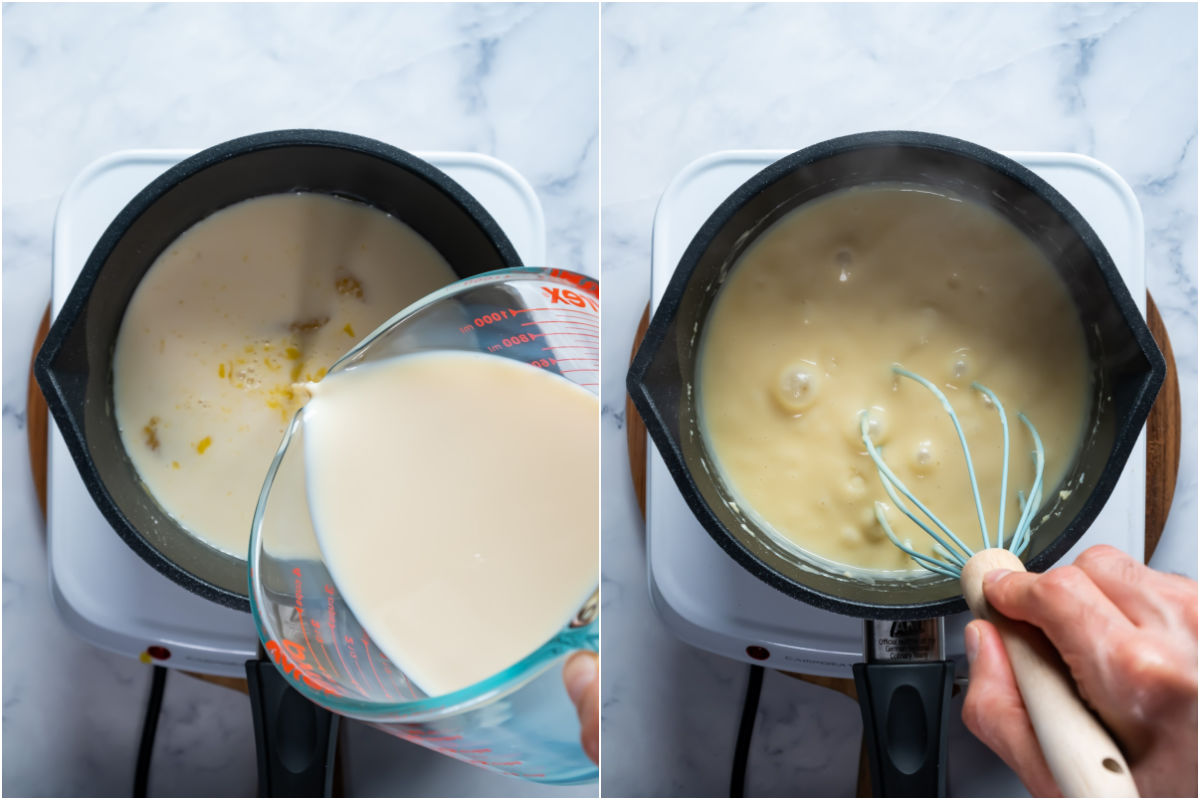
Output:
[300, 351, 599, 697]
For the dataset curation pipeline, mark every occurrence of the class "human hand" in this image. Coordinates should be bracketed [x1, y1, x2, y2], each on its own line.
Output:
[563, 651, 599, 765]
[962, 544, 1197, 797]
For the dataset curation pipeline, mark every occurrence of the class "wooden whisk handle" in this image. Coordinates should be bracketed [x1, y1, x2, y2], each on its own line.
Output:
[960, 549, 1139, 798]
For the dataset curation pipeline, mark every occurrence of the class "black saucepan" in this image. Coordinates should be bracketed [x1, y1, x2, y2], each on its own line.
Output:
[626, 130, 1165, 794]
[35, 129, 522, 612]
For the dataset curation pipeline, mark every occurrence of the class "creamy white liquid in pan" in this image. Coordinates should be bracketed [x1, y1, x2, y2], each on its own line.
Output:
[301, 352, 599, 697]
[697, 186, 1091, 573]
[113, 192, 458, 557]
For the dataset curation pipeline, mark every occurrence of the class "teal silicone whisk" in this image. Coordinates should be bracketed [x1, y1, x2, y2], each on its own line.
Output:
[860, 364, 1138, 798]
[860, 365, 1045, 577]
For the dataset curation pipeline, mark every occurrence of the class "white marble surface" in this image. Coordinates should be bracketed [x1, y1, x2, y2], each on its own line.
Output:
[2, 3, 597, 796]
[600, 3, 1196, 797]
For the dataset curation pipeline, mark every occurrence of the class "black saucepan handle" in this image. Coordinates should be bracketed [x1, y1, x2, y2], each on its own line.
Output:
[852, 661, 955, 797]
[245, 658, 340, 797]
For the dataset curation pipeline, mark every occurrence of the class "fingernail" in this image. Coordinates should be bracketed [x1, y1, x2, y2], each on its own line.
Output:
[563, 652, 597, 706]
[984, 568, 1012, 585]
[964, 622, 981, 665]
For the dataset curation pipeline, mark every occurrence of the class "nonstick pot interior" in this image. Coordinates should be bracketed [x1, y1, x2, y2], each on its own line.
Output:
[628, 131, 1165, 619]
[35, 130, 522, 611]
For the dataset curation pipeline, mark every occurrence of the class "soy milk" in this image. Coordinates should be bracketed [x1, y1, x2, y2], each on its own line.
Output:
[301, 352, 599, 696]
[113, 193, 458, 557]
[697, 186, 1091, 572]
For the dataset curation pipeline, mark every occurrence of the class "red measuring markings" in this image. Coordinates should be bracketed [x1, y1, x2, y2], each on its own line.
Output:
[540, 286, 597, 312]
[529, 330, 599, 342]
[343, 634, 375, 698]
[401, 727, 532, 774]
[265, 639, 342, 696]
[458, 305, 597, 335]
[543, 347, 599, 356]
[325, 586, 370, 698]
[487, 330, 598, 354]
[458, 284, 598, 320]
[309, 618, 337, 679]
[292, 569, 331, 678]
[545, 269, 599, 299]
[360, 634, 392, 700]
[377, 650, 418, 697]
[523, 324, 599, 336]
[486, 332, 540, 352]
[462, 309, 519, 332]
[510, 306, 595, 317]
[519, 319, 598, 331]
[535, 331, 599, 339]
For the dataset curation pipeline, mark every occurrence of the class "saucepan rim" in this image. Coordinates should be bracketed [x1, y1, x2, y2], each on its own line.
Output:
[34, 128, 523, 611]
[627, 129, 1166, 619]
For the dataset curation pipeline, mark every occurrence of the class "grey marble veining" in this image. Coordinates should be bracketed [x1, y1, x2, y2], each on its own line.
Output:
[2, 3, 597, 796]
[600, 3, 1196, 797]
[4, 2, 1196, 797]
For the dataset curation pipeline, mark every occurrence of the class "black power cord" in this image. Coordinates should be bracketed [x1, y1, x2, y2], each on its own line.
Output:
[134, 665, 168, 797]
[729, 664, 764, 798]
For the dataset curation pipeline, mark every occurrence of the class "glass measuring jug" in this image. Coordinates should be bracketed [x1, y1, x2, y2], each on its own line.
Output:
[248, 267, 599, 785]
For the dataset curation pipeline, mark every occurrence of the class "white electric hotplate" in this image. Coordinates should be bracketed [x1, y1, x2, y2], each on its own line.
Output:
[646, 150, 1147, 678]
[47, 149, 546, 677]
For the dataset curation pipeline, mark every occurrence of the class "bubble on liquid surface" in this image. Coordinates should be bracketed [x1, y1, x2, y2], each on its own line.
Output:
[773, 362, 820, 413]
[850, 406, 889, 447]
[949, 349, 970, 380]
[911, 440, 938, 474]
[833, 248, 854, 283]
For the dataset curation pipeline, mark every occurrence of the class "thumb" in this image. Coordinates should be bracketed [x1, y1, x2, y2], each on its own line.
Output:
[563, 651, 599, 765]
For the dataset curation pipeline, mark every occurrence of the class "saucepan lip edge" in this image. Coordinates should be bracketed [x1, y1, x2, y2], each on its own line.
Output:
[627, 130, 1166, 619]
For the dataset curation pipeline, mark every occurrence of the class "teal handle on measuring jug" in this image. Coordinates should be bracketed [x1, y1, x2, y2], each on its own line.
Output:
[248, 267, 600, 785]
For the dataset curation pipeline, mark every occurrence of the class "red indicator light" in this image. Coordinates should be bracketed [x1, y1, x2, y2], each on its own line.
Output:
[746, 645, 769, 661]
